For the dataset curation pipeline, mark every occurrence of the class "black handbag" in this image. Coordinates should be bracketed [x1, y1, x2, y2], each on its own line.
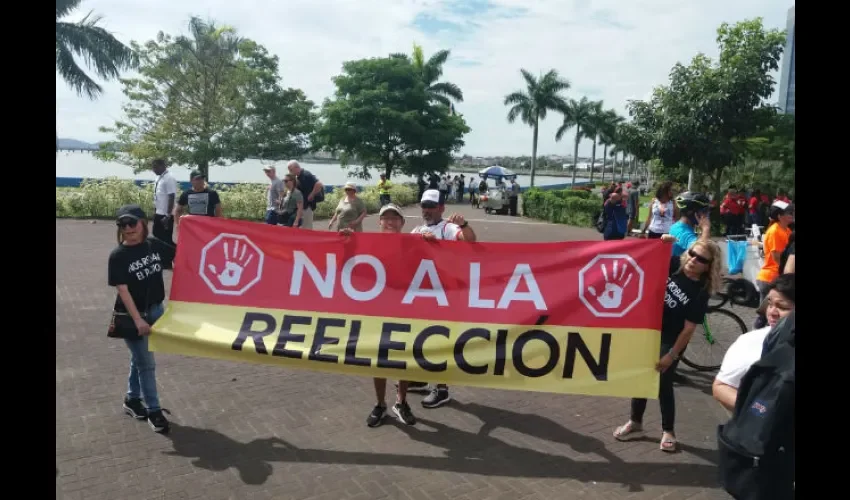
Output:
[107, 242, 153, 339]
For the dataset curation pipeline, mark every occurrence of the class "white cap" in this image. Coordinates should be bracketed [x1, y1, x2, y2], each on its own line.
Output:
[420, 189, 441, 206]
[379, 203, 404, 217]
[262, 165, 275, 172]
[772, 200, 790, 210]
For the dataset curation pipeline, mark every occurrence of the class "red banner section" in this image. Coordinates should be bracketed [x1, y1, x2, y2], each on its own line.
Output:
[170, 216, 671, 329]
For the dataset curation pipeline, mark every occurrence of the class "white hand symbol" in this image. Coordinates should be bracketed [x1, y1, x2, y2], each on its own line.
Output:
[207, 240, 254, 287]
[587, 260, 634, 309]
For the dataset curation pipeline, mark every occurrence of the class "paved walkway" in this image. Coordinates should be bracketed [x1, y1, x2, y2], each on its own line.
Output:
[56, 205, 735, 500]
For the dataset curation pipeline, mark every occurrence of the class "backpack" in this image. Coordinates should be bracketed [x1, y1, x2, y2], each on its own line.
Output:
[595, 209, 607, 233]
[717, 312, 795, 500]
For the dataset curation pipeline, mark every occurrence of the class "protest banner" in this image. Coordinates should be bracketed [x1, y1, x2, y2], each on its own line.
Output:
[151, 216, 671, 399]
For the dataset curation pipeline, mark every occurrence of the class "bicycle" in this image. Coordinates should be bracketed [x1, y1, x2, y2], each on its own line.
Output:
[681, 281, 749, 372]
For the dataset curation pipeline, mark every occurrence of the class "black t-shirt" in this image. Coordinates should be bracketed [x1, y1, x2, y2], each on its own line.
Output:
[108, 237, 176, 314]
[661, 272, 709, 345]
[296, 169, 319, 210]
[779, 241, 794, 275]
[178, 188, 220, 216]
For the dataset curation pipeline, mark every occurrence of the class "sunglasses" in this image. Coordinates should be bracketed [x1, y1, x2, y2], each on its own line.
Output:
[688, 248, 712, 265]
[116, 218, 138, 229]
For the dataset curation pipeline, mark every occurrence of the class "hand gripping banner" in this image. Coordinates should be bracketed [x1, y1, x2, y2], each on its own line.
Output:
[150, 216, 671, 399]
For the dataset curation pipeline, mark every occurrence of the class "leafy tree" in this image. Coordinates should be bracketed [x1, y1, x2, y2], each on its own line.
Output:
[96, 17, 315, 177]
[56, 0, 137, 150]
[627, 18, 786, 197]
[504, 69, 571, 187]
[315, 55, 469, 179]
[555, 96, 595, 187]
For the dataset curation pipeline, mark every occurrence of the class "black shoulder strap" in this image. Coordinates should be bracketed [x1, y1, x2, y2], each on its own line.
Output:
[142, 240, 154, 315]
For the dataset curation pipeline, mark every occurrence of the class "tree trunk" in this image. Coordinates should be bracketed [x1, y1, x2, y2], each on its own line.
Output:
[570, 127, 581, 187]
[712, 166, 724, 201]
[620, 151, 626, 180]
[600, 144, 608, 183]
[199, 161, 210, 179]
[589, 138, 597, 182]
[530, 116, 539, 188]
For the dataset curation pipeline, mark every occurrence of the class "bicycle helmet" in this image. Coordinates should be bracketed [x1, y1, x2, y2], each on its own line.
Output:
[675, 191, 710, 214]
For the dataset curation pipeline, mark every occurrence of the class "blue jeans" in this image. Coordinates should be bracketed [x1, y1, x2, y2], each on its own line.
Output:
[265, 210, 280, 225]
[123, 302, 164, 411]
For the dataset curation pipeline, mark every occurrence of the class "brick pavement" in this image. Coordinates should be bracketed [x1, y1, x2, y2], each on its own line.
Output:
[56, 205, 738, 500]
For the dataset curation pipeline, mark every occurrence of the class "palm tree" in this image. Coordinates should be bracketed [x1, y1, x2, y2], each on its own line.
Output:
[410, 44, 464, 107]
[504, 69, 571, 187]
[555, 97, 595, 188]
[56, 0, 137, 149]
[598, 110, 624, 183]
[582, 101, 605, 182]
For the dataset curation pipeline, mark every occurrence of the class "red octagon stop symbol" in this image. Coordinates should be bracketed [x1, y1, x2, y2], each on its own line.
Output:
[199, 233, 265, 296]
[578, 254, 645, 318]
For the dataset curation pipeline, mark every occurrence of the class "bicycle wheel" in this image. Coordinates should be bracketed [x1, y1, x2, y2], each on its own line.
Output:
[681, 308, 748, 372]
[707, 278, 735, 310]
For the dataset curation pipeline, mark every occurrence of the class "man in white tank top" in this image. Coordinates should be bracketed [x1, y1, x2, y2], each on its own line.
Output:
[407, 189, 477, 408]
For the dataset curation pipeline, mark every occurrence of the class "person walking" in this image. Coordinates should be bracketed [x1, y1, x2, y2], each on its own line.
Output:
[328, 182, 367, 232]
[108, 204, 176, 433]
[280, 174, 305, 228]
[173, 171, 222, 223]
[377, 174, 392, 206]
[641, 181, 677, 239]
[263, 165, 285, 225]
[151, 159, 177, 243]
[287, 160, 324, 230]
[602, 187, 629, 240]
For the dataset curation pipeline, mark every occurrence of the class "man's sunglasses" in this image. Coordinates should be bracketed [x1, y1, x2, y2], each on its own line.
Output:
[688, 248, 711, 265]
[116, 218, 139, 229]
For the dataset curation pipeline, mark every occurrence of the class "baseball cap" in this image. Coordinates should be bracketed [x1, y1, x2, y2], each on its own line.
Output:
[344, 182, 357, 191]
[420, 189, 441, 208]
[379, 203, 404, 218]
[189, 169, 205, 179]
[116, 204, 146, 221]
[262, 165, 275, 172]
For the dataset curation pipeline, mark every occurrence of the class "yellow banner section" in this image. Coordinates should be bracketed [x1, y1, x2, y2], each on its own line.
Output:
[151, 301, 661, 399]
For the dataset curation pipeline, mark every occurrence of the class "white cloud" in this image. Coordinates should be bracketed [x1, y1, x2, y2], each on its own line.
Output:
[56, 0, 791, 158]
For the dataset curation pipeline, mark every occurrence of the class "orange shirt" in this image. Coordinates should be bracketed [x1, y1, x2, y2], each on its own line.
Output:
[757, 223, 791, 283]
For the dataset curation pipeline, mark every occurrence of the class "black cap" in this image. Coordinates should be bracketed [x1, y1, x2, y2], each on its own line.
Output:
[116, 204, 146, 221]
[190, 170, 204, 179]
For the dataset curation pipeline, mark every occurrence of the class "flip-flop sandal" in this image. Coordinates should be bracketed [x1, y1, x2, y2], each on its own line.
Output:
[613, 421, 645, 441]
[660, 434, 677, 452]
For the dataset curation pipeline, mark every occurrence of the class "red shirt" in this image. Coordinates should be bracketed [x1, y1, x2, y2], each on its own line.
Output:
[748, 196, 759, 215]
[720, 194, 746, 216]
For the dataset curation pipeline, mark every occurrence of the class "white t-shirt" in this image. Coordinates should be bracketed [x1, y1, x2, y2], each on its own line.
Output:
[411, 220, 461, 240]
[715, 327, 771, 389]
[154, 171, 178, 216]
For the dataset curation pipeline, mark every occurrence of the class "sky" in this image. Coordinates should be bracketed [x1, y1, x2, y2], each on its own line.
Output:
[56, 0, 792, 158]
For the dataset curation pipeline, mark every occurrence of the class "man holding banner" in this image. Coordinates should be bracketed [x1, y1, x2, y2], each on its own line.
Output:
[341, 204, 418, 426]
[407, 189, 477, 408]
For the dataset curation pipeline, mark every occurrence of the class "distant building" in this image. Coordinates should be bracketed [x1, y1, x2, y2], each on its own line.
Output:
[777, 6, 795, 114]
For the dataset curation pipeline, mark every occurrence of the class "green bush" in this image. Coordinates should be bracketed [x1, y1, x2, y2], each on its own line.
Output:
[550, 189, 592, 200]
[522, 188, 600, 227]
[56, 178, 418, 220]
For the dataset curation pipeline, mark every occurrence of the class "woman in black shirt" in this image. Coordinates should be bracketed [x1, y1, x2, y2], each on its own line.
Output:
[108, 204, 176, 433]
[613, 239, 722, 452]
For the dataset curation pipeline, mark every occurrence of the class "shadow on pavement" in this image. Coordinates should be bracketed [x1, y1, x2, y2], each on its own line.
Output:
[164, 402, 720, 492]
